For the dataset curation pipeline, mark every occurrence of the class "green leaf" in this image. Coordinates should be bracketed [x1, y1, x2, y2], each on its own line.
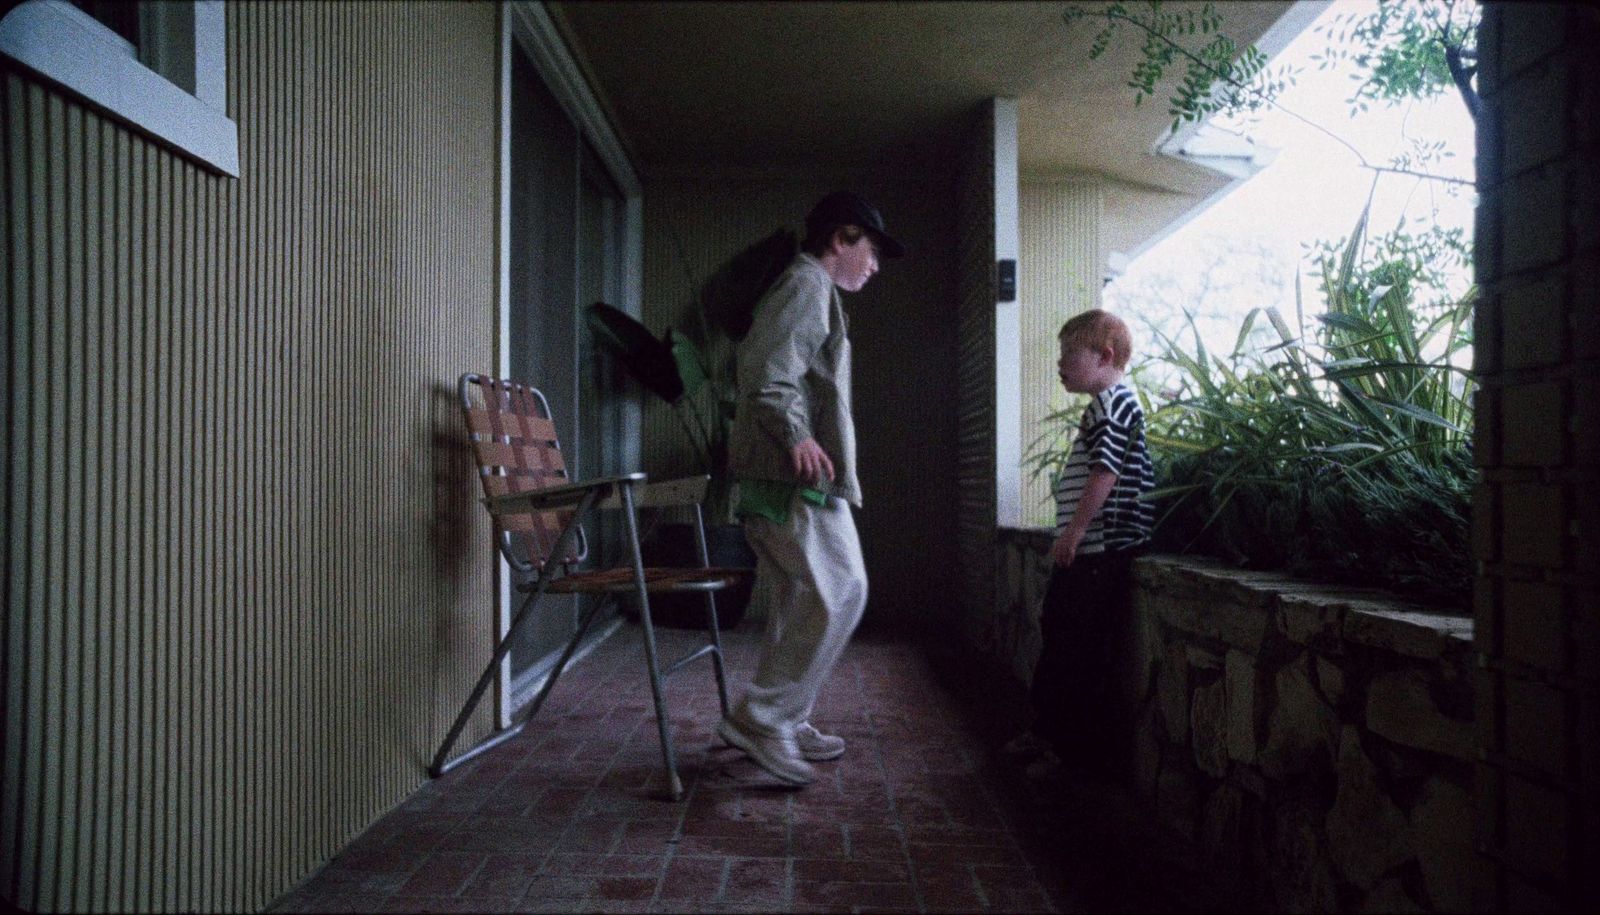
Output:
[668, 329, 708, 397]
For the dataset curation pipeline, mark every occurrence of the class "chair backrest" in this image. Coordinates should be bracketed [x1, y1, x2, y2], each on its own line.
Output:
[459, 373, 587, 572]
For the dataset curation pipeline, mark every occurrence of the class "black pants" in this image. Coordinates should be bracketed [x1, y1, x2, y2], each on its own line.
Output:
[1029, 547, 1140, 773]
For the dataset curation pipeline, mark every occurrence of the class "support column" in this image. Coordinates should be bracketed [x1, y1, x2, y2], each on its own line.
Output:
[1472, 4, 1600, 910]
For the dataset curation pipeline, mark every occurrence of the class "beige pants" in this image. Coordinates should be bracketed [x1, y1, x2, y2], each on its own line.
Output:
[734, 497, 868, 738]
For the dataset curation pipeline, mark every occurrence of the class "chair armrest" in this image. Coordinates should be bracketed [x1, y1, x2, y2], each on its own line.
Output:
[483, 472, 648, 514]
[596, 475, 710, 510]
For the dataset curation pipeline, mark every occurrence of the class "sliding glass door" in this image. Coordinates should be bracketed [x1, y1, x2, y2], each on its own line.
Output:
[505, 41, 627, 690]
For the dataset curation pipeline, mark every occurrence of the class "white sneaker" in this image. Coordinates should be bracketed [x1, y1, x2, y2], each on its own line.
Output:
[795, 722, 846, 761]
[716, 717, 816, 786]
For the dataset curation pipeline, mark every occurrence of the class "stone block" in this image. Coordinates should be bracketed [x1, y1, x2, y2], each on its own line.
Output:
[1500, 275, 1567, 370]
[1475, 668, 1503, 758]
[1473, 289, 1501, 374]
[1130, 610, 1157, 702]
[1498, 4, 1569, 82]
[1572, 122, 1600, 255]
[1133, 700, 1162, 799]
[1151, 595, 1202, 636]
[1326, 726, 1415, 889]
[1000, 543, 1023, 608]
[1261, 653, 1337, 779]
[1506, 869, 1560, 913]
[1502, 580, 1568, 672]
[1475, 388, 1501, 470]
[1471, 854, 1502, 914]
[1316, 656, 1347, 708]
[1158, 641, 1190, 744]
[1475, 189, 1501, 287]
[1267, 800, 1338, 913]
[1503, 676, 1569, 776]
[1213, 602, 1270, 652]
[1501, 381, 1568, 467]
[1501, 166, 1568, 276]
[1475, 763, 1502, 856]
[1577, 489, 1600, 590]
[1574, 251, 1600, 362]
[1278, 593, 1344, 646]
[1365, 669, 1476, 761]
[1201, 784, 1246, 867]
[1191, 678, 1229, 778]
[1359, 876, 1425, 913]
[1186, 644, 1223, 670]
[1409, 776, 1474, 912]
[1474, 576, 1501, 658]
[1225, 650, 1261, 764]
[1136, 559, 1273, 650]
[1504, 773, 1569, 879]
[1472, 482, 1499, 562]
[1343, 607, 1473, 660]
[1502, 59, 1572, 176]
[1573, 376, 1600, 467]
[1579, 588, 1600, 684]
[1501, 482, 1568, 570]
[1157, 763, 1200, 839]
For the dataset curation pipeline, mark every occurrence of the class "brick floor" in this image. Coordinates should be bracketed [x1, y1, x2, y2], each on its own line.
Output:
[269, 624, 1246, 914]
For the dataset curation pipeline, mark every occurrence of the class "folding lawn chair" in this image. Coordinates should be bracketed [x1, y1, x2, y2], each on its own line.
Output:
[430, 373, 748, 800]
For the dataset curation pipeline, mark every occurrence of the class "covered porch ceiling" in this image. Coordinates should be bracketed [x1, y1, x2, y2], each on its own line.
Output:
[550, 0, 1304, 195]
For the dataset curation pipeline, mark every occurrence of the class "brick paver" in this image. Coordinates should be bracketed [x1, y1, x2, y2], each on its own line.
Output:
[269, 624, 1242, 913]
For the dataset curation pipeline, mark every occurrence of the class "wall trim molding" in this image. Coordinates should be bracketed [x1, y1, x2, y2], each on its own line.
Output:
[0, 0, 238, 176]
[508, 0, 641, 198]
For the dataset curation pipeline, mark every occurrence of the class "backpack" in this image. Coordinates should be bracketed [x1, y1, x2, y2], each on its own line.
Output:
[699, 227, 799, 342]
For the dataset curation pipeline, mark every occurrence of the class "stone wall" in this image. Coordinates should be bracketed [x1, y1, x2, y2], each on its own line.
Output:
[993, 530, 1476, 911]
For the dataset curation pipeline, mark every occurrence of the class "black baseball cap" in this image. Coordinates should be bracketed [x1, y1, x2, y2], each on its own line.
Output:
[805, 191, 906, 258]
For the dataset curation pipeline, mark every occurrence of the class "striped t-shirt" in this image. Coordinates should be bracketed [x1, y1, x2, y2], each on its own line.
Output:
[1053, 383, 1155, 554]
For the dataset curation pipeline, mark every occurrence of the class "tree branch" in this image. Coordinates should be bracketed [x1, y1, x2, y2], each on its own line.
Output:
[1097, 8, 1371, 165]
[1368, 165, 1474, 187]
[1084, 7, 1475, 188]
[1442, 43, 1481, 120]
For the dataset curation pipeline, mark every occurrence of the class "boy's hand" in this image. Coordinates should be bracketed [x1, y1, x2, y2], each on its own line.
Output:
[1051, 528, 1083, 568]
[791, 438, 835, 486]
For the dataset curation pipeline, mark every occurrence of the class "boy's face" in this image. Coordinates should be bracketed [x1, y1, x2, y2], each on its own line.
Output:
[1057, 338, 1113, 393]
[829, 230, 880, 293]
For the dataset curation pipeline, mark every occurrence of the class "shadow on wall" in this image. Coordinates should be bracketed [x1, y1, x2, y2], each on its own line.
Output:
[431, 377, 479, 585]
[422, 376, 494, 765]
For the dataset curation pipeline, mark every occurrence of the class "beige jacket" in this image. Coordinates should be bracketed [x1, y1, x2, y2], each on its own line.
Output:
[727, 253, 861, 506]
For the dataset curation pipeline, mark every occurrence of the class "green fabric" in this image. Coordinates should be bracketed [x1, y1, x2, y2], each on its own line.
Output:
[735, 478, 827, 524]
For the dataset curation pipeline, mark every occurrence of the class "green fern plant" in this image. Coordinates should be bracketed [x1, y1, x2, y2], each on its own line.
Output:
[1144, 203, 1476, 605]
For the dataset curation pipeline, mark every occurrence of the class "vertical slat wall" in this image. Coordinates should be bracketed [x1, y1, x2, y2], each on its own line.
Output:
[1, 3, 500, 912]
[1018, 178, 1102, 528]
[955, 101, 998, 632]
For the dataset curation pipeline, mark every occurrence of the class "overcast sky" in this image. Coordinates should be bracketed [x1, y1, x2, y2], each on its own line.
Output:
[1109, 0, 1478, 348]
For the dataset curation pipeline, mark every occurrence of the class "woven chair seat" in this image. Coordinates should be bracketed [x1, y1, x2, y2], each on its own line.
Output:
[542, 566, 751, 594]
[433, 372, 739, 800]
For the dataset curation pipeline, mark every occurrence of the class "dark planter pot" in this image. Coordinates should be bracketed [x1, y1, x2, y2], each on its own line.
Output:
[634, 522, 756, 629]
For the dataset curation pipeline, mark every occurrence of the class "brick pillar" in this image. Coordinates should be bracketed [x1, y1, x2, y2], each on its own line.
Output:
[1473, 4, 1600, 910]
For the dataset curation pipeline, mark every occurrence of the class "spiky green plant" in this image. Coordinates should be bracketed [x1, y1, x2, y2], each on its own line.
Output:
[1027, 204, 1477, 606]
[1147, 204, 1476, 605]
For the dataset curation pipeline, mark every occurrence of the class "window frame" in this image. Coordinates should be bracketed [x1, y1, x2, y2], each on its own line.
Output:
[0, 0, 238, 176]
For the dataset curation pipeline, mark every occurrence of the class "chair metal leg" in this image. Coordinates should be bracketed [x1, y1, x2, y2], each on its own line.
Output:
[428, 582, 547, 777]
[430, 492, 595, 778]
[622, 482, 684, 801]
[693, 505, 732, 719]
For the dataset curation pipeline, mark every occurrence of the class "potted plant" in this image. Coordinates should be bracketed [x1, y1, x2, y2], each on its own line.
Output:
[586, 228, 798, 626]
